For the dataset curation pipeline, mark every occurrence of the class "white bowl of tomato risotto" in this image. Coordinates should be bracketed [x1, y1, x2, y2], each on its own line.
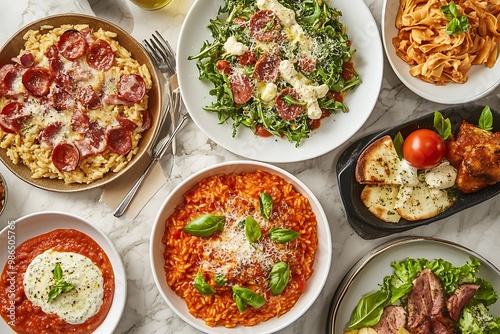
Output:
[150, 160, 332, 334]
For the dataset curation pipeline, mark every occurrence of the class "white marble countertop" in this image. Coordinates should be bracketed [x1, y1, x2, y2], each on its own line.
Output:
[1, 0, 499, 333]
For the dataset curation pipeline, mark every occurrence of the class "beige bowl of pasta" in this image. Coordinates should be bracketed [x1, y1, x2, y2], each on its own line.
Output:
[382, 0, 500, 104]
[0, 14, 161, 192]
[150, 160, 332, 333]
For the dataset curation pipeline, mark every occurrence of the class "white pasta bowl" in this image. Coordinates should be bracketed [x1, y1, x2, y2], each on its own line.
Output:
[382, 0, 500, 104]
[150, 160, 332, 334]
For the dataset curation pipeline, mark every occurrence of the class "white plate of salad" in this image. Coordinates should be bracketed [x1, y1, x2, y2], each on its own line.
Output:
[177, 0, 383, 163]
[327, 236, 500, 334]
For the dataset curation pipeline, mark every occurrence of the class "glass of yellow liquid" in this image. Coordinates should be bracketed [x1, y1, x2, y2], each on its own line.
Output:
[129, 0, 172, 10]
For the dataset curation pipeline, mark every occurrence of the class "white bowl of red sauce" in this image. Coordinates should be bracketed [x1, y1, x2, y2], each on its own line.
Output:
[0, 211, 126, 334]
[150, 160, 332, 334]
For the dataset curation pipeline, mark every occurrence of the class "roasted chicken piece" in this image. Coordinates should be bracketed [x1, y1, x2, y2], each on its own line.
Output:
[446, 121, 500, 193]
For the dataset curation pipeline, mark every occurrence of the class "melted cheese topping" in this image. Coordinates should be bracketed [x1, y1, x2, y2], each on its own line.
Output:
[256, 0, 315, 53]
[200, 198, 289, 279]
[279, 60, 329, 119]
[23, 249, 104, 325]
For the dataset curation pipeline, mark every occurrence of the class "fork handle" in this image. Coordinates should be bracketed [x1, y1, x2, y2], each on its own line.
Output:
[113, 159, 156, 217]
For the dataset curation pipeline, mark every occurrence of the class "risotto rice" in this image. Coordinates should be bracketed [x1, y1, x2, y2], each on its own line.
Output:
[162, 170, 318, 327]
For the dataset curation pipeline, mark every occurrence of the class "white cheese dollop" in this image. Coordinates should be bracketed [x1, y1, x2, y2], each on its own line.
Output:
[23, 249, 104, 325]
[223, 36, 249, 56]
[424, 160, 457, 189]
[258, 82, 278, 102]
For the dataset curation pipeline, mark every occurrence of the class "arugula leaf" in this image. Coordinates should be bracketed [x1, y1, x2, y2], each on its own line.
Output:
[478, 106, 493, 131]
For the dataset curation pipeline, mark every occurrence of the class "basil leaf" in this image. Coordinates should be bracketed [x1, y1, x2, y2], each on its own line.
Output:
[52, 263, 63, 281]
[478, 106, 493, 131]
[47, 287, 62, 303]
[269, 262, 290, 295]
[215, 274, 226, 287]
[47, 264, 75, 302]
[233, 292, 246, 312]
[232, 286, 266, 310]
[259, 193, 273, 220]
[244, 216, 261, 243]
[194, 271, 216, 295]
[268, 228, 300, 243]
[441, 1, 468, 35]
[393, 132, 404, 160]
[348, 289, 390, 329]
[433, 111, 452, 140]
[183, 214, 225, 237]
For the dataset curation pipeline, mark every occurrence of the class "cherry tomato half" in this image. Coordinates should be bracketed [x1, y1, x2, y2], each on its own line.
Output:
[403, 129, 446, 169]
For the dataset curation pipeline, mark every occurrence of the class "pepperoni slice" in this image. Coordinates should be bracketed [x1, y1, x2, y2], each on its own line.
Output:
[253, 53, 280, 83]
[57, 30, 87, 61]
[238, 50, 257, 66]
[50, 86, 74, 110]
[86, 39, 115, 71]
[71, 109, 90, 134]
[229, 73, 253, 105]
[45, 45, 59, 59]
[19, 53, 35, 68]
[298, 55, 316, 73]
[140, 109, 152, 132]
[38, 122, 62, 148]
[22, 67, 52, 97]
[0, 102, 29, 134]
[0, 64, 21, 97]
[79, 27, 95, 45]
[75, 122, 106, 159]
[275, 88, 303, 120]
[106, 127, 132, 155]
[46, 47, 73, 92]
[249, 10, 281, 42]
[77, 85, 100, 109]
[117, 116, 138, 132]
[118, 74, 146, 103]
[52, 142, 80, 172]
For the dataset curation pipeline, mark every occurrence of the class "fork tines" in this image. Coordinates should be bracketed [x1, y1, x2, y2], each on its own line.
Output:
[142, 31, 176, 76]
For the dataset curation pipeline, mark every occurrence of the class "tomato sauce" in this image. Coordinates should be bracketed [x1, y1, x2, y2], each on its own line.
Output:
[0, 229, 115, 334]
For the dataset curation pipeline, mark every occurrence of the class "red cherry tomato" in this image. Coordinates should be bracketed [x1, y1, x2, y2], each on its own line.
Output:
[403, 129, 446, 169]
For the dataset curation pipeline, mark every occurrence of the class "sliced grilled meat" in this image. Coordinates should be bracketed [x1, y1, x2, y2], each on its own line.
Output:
[373, 305, 407, 334]
[447, 283, 480, 321]
[407, 269, 447, 330]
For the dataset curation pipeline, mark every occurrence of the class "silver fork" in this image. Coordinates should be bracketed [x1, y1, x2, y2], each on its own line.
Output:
[113, 90, 188, 218]
[143, 31, 179, 152]
[143, 31, 176, 76]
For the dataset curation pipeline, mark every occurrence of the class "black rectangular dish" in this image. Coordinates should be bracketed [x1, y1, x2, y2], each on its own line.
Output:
[336, 104, 500, 239]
